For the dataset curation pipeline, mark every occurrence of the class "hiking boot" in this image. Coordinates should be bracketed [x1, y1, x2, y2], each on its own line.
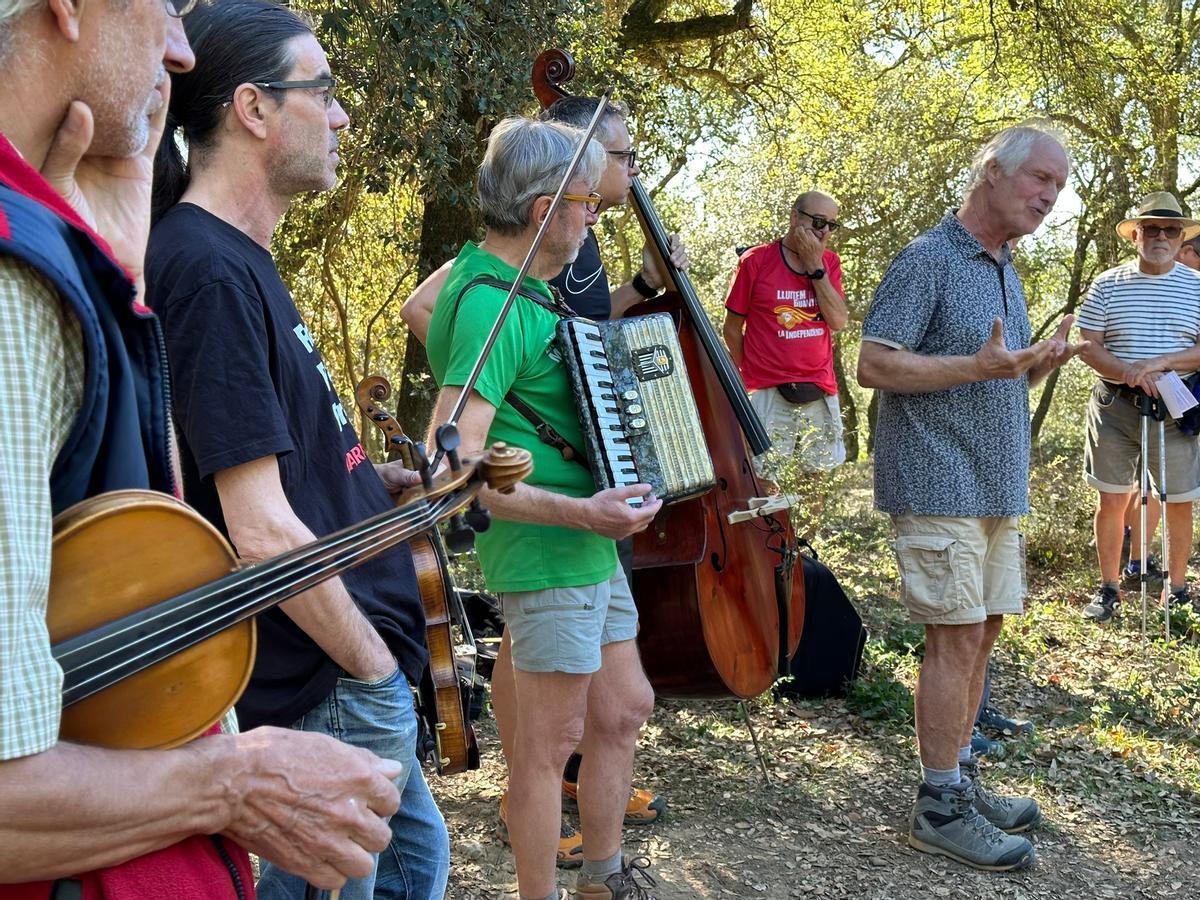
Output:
[908, 781, 1036, 872]
[961, 758, 1042, 833]
[977, 706, 1034, 738]
[1121, 556, 1163, 590]
[1083, 586, 1119, 623]
[497, 793, 584, 869]
[562, 779, 667, 826]
[573, 856, 657, 899]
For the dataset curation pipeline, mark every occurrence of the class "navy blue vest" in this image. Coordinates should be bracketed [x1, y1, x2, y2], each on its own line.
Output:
[0, 184, 175, 512]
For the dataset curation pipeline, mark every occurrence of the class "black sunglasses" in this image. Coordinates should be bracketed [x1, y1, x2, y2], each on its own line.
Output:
[253, 77, 338, 109]
[1140, 223, 1183, 239]
[796, 208, 841, 233]
[607, 148, 637, 170]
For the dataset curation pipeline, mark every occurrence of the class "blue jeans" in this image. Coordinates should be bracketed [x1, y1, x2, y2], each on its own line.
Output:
[256, 669, 450, 900]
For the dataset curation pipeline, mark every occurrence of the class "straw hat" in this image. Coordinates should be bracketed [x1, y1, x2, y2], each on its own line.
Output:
[1116, 191, 1200, 241]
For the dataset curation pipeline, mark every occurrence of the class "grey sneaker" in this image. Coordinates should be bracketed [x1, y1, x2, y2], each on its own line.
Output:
[961, 758, 1042, 833]
[908, 781, 1036, 872]
[1083, 585, 1119, 623]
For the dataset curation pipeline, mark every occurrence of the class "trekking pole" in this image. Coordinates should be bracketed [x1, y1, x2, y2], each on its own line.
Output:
[1154, 397, 1171, 641]
[1139, 393, 1152, 639]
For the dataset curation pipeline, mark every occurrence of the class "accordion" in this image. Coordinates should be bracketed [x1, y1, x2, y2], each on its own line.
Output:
[557, 313, 715, 503]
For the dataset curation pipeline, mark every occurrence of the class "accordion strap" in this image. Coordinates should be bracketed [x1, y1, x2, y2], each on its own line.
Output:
[453, 276, 592, 471]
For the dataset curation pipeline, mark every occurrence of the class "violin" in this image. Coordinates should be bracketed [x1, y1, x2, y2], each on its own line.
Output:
[355, 375, 480, 775]
[532, 49, 805, 699]
[49, 441, 530, 750]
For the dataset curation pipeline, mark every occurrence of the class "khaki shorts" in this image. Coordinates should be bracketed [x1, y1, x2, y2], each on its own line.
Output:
[750, 386, 846, 479]
[499, 567, 637, 674]
[1084, 381, 1200, 501]
[891, 514, 1026, 625]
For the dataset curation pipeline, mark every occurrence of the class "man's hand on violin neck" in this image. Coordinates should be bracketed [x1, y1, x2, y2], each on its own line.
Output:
[207, 727, 403, 889]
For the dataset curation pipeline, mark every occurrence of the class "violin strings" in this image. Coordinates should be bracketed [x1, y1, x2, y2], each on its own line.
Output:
[58, 493, 461, 703]
[60, 497, 450, 702]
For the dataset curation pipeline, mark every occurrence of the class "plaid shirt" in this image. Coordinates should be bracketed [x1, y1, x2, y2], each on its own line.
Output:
[0, 256, 83, 760]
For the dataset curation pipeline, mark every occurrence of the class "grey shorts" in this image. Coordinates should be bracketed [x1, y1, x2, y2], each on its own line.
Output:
[499, 567, 638, 674]
[891, 514, 1026, 625]
[750, 386, 846, 479]
[1084, 381, 1200, 501]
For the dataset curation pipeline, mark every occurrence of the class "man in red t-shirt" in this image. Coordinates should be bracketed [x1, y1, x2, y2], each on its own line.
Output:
[722, 190, 850, 489]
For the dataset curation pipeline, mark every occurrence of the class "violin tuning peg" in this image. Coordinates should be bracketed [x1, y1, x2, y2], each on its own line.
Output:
[464, 500, 491, 535]
[443, 514, 475, 554]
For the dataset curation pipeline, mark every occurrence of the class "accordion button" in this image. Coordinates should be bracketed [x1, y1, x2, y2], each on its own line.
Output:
[630, 418, 647, 429]
[622, 390, 640, 401]
[626, 403, 643, 415]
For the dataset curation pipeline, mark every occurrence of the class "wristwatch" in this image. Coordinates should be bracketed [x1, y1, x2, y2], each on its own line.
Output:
[808, 268, 826, 281]
[631, 270, 659, 299]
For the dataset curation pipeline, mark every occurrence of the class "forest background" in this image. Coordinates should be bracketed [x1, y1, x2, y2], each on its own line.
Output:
[266, 2, 1200, 895]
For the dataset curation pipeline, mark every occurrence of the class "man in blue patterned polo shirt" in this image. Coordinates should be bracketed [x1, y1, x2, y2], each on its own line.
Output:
[859, 125, 1082, 872]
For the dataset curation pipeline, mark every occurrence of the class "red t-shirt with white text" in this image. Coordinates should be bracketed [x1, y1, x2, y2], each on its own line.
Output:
[724, 241, 843, 394]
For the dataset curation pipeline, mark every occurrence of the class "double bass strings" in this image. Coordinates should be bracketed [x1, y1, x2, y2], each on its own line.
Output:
[56, 492, 461, 705]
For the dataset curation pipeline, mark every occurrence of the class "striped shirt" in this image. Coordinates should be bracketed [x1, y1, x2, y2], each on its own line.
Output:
[1077, 260, 1200, 370]
[0, 256, 83, 760]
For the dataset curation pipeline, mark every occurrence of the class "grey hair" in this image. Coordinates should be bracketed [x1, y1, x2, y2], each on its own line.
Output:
[0, 0, 41, 61]
[478, 116, 607, 235]
[964, 124, 1069, 196]
[540, 96, 631, 147]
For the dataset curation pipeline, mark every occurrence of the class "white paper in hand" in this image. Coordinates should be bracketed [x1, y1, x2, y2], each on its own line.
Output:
[1154, 371, 1198, 419]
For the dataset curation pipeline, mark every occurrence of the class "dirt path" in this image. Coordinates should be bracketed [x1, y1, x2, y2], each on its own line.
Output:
[429, 676, 1196, 899]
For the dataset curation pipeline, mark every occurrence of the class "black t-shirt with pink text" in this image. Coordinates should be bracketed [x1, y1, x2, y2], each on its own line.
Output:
[146, 203, 427, 730]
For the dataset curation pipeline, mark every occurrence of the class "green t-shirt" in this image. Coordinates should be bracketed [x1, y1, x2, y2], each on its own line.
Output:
[426, 242, 616, 592]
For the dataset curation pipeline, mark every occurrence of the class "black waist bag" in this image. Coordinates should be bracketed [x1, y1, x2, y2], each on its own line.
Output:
[776, 381, 826, 404]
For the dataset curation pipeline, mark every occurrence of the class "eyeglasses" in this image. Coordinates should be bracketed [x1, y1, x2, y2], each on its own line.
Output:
[796, 208, 842, 233]
[1139, 223, 1183, 239]
[562, 192, 603, 214]
[165, 0, 198, 17]
[607, 148, 637, 170]
[253, 77, 338, 110]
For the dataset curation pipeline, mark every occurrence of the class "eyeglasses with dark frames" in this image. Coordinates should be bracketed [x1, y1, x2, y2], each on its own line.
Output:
[796, 208, 842, 233]
[165, 0, 198, 17]
[607, 148, 637, 170]
[562, 192, 603, 214]
[1139, 223, 1183, 239]
[253, 77, 338, 110]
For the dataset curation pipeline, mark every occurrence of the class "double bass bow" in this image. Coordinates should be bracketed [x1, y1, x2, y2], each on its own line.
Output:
[532, 49, 805, 700]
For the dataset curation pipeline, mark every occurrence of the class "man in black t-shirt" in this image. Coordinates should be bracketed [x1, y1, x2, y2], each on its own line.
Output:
[146, 3, 448, 898]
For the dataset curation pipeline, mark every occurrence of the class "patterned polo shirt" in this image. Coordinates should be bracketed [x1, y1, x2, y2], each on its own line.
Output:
[863, 212, 1032, 517]
[0, 256, 83, 760]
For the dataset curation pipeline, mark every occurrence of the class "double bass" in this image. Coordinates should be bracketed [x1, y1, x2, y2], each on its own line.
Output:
[533, 50, 805, 699]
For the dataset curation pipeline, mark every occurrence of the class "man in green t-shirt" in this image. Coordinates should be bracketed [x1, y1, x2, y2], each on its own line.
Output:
[425, 116, 662, 900]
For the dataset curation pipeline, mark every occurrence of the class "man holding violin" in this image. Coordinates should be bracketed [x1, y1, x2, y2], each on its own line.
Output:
[722, 190, 849, 492]
[0, 0, 405, 896]
[146, 1, 448, 897]
[424, 116, 661, 900]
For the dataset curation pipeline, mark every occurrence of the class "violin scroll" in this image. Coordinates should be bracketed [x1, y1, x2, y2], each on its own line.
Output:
[478, 442, 533, 494]
[354, 375, 416, 468]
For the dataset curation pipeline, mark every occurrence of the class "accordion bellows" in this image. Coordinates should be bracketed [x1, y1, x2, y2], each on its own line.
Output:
[557, 313, 716, 503]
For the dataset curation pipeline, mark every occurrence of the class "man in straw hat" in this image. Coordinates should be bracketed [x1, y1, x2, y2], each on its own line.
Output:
[1078, 191, 1200, 623]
